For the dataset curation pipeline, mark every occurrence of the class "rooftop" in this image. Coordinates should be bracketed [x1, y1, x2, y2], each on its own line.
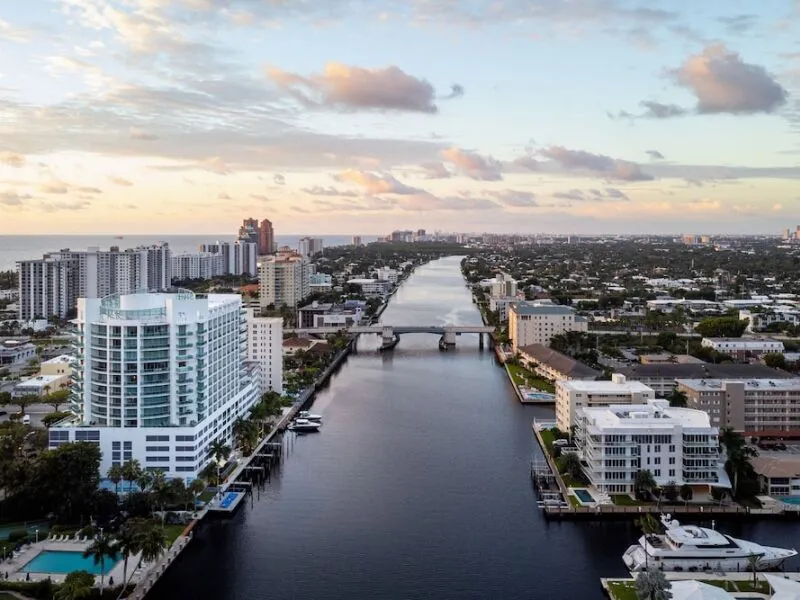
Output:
[617, 363, 794, 380]
[42, 354, 74, 365]
[511, 301, 575, 315]
[15, 374, 63, 387]
[751, 454, 800, 479]
[582, 399, 712, 429]
[557, 378, 654, 394]
[677, 378, 800, 392]
[518, 344, 600, 379]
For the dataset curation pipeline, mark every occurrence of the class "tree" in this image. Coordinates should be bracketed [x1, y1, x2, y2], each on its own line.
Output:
[0, 393, 38, 416]
[55, 570, 94, 600]
[763, 352, 787, 370]
[635, 567, 672, 600]
[209, 438, 232, 486]
[634, 469, 657, 501]
[107, 464, 122, 496]
[679, 484, 693, 505]
[747, 553, 759, 589]
[31, 442, 101, 521]
[82, 534, 116, 594]
[136, 470, 154, 495]
[695, 316, 748, 338]
[114, 520, 141, 591]
[44, 388, 70, 412]
[662, 481, 678, 503]
[189, 478, 206, 510]
[121, 459, 143, 494]
[667, 389, 688, 408]
[556, 452, 583, 481]
[719, 427, 758, 498]
[136, 519, 168, 564]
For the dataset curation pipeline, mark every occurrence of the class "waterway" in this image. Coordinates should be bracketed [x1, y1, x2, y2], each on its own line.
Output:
[149, 256, 800, 600]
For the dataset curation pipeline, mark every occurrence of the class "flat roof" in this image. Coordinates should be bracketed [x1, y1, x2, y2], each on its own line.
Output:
[582, 401, 712, 429]
[677, 378, 800, 392]
[617, 363, 795, 379]
[42, 354, 74, 364]
[557, 379, 654, 393]
[511, 302, 575, 315]
[15, 374, 63, 386]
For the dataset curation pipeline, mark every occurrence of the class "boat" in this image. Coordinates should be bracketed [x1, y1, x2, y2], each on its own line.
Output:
[622, 514, 797, 573]
[288, 418, 321, 432]
[298, 411, 322, 422]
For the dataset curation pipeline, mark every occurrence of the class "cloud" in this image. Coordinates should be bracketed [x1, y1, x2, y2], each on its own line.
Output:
[267, 63, 460, 113]
[554, 189, 588, 202]
[553, 188, 631, 202]
[604, 187, 630, 200]
[38, 182, 69, 194]
[0, 18, 29, 43]
[0, 151, 26, 167]
[273, 173, 285, 185]
[394, 193, 497, 212]
[540, 146, 654, 181]
[250, 194, 270, 201]
[130, 127, 159, 141]
[39, 200, 92, 212]
[646, 150, 665, 160]
[441, 147, 503, 180]
[75, 186, 102, 194]
[108, 176, 133, 186]
[509, 156, 540, 171]
[673, 45, 788, 115]
[217, 192, 231, 199]
[333, 169, 422, 195]
[0, 191, 31, 206]
[302, 185, 359, 197]
[639, 101, 687, 119]
[485, 190, 538, 207]
[419, 161, 452, 179]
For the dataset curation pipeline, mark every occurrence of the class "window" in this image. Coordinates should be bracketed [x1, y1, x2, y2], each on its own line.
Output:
[75, 430, 100, 441]
[146, 456, 170, 463]
[146, 446, 169, 452]
[146, 435, 169, 442]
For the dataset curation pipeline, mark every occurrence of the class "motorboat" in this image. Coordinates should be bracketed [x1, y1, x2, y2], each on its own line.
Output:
[623, 514, 797, 572]
[288, 418, 321, 432]
[298, 411, 323, 422]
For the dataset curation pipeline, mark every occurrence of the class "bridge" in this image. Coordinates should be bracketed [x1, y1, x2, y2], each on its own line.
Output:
[286, 324, 495, 350]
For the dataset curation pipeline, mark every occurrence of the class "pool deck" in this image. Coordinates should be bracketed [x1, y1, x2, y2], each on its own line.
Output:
[206, 491, 247, 514]
[0, 538, 129, 585]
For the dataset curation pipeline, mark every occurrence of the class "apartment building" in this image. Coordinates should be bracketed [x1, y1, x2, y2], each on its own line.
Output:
[245, 309, 283, 395]
[491, 273, 517, 299]
[171, 252, 226, 281]
[740, 308, 800, 333]
[508, 301, 588, 353]
[701, 337, 784, 360]
[346, 278, 392, 295]
[677, 378, 800, 437]
[298, 237, 324, 258]
[17, 244, 172, 320]
[555, 373, 655, 432]
[518, 344, 600, 382]
[258, 252, 311, 308]
[616, 363, 793, 397]
[376, 267, 398, 284]
[50, 290, 261, 480]
[259, 219, 275, 255]
[575, 399, 727, 494]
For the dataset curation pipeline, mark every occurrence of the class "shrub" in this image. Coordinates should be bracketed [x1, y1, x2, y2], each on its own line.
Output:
[7, 529, 28, 543]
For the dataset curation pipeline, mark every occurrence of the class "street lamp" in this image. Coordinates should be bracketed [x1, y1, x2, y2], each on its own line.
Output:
[34, 528, 38, 544]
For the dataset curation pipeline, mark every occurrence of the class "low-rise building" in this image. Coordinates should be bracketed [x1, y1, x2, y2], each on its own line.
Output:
[701, 337, 784, 360]
[508, 301, 588, 353]
[13, 373, 68, 397]
[376, 267, 398, 284]
[518, 344, 600, 382]
[555, 374, 655, 432]
[677, 378, 800, 437]
[751, 454, 800, 498]
[489, 296, 516, 322]
[617, 363, 794, 397]
[347, 278, 391, 295]
[0, 339, 36, 365]
[575, 399, 728, 494]
[639, 354, 704, 365]
[39, 354, 74, 376]
[740, 308, 800, 333]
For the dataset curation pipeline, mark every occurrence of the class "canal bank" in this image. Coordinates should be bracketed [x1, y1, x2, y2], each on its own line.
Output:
[147, 257, 800, 600]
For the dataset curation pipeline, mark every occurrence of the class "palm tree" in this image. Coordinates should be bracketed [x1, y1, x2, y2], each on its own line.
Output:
[55, 570, 94, 600]
[189, 478, 206, 510]
[635, 514, 662, 569]
[121, 459, 143, 494]
[747, 553, 759, 589]
[114, 521, 141, 591]
[137, 470, 154, 495]
[107, 464, 122, 496]
[82, 534, 116, 594]
[209, 438, 232, 486]
[719, 427, 758, 497]
[136, 519, 168, 564]
[635, 567, 672, 600]
[634, 469, 657, 500]
[557, 452, 583, 481]
[679, 484, 693, 505]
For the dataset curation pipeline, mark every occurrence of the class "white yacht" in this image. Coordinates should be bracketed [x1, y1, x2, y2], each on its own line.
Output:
[623, 514, 797, 572]
[298, 411, 323, 422]
[289, 418, 321, 432]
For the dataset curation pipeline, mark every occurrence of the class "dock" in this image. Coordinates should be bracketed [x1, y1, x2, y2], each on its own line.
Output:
[601, 572, 800, 600]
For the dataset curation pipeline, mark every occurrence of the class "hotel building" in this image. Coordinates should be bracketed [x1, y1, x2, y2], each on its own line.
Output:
[49, 291, 261, 480]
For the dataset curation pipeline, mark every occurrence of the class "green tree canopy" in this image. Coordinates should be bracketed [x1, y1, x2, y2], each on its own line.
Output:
[695, 317, 748, 338]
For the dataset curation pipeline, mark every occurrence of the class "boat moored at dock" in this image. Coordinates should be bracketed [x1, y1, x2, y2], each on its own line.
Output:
[288, 418, 321, 432]
[622, 514, 797, 572]
[298, 411, 323, 422]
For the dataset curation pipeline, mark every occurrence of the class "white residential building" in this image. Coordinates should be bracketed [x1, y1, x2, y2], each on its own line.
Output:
[376, 267, 398, 284]
[489, 296, 516, 322]
[740, 308, 800, 332]
[555, 374, 655, 432]
[491, 273, 517, 299]
[230, 241, 258, 277]
[346, 278, 391, 295]
[298, 237, 324, 258]
[508, 301, 588, 353]
[701, 337, 784, 359]
[245, 309, 283, 395]
[171, 252, 226, 281]
[17, 243, 172, 320]
[575, 399, 728, 494]
[258, 253, 311, 308]
[49, 290, 261, 480]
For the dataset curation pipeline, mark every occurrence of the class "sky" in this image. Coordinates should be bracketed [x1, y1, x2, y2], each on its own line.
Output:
[0, 0, 799, 236]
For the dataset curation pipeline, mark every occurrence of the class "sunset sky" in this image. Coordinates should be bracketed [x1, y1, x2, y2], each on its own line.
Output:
[0, 0, 799, 235]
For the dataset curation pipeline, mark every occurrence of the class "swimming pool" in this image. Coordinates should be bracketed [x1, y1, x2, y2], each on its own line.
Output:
[525, 392, 555, 401]
[573, 489, 595, 504]
[779, 496, 800, 505]
[21, 550, 120, 575]
[220, 492, 239, 509]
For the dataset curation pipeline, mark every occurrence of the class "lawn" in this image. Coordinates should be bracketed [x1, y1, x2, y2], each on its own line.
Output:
[538, 428, 555, 455]
[198, 490, 215, 503]
[506, 364, 556, 393]
[607, 578, 771, 600]
[163, 524, 187, 545]
[611, 494, 647, 506]
[568, 495, 581, 508]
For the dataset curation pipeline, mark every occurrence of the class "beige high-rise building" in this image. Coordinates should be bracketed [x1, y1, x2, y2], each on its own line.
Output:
[508, 301, 588, 353]
[258, 252, 311, 308]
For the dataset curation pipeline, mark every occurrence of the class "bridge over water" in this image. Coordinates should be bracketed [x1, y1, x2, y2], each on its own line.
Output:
[285, 324, 495, 350]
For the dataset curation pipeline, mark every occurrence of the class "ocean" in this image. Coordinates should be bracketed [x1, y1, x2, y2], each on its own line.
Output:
[0, 235, 379, 271]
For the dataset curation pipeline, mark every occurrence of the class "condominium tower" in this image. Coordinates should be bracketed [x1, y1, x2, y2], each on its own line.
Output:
[50, 290, 261, 480]
[245, 309, 283, 394]
[258, 252, 311, 308]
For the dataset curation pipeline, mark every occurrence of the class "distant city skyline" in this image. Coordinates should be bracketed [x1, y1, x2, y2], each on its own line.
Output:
[0, 1, 799, 235]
